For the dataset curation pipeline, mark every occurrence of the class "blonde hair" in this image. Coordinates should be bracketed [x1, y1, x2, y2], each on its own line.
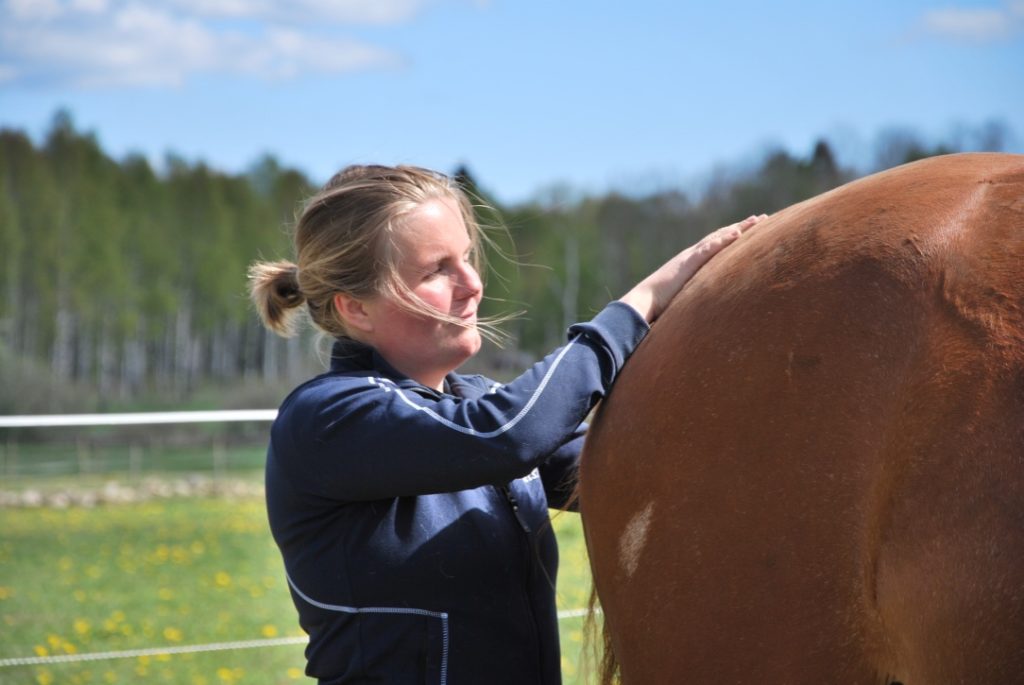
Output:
[248, 164, 505, 342]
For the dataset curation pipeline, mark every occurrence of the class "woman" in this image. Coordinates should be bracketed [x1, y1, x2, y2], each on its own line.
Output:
[249, 164, 763, 684]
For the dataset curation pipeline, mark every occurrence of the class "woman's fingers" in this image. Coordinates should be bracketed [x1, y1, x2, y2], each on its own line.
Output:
[694, 217, 755, 259]
[619, 213, 768, 324]
[736, 213, 768, 233]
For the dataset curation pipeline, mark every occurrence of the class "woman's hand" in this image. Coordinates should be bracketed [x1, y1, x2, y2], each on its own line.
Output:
[619, 214, 767, 324]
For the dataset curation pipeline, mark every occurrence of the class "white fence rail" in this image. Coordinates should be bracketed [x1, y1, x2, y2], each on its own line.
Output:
[0, 410, 278, 428]
[1, 410, 280, 488]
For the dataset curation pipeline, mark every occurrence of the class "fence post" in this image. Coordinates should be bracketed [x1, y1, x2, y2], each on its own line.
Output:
[130, 442, 142, 484]
[3, 436, 14, 479]
[213, 438, 227, 484]
[152, 436, 162, 480]
[77, 437, 90, 481]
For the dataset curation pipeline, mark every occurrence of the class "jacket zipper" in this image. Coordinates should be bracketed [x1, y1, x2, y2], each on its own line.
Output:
[499, 485, 531, 532]
[498, 483, 545, 680]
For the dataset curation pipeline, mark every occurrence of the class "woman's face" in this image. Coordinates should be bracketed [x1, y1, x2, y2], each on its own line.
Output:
[361, 196, 483, 390]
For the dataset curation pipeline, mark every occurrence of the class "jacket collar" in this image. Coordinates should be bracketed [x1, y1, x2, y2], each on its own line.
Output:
[329, 337, 475, 398]
[330, 336, 397, 376]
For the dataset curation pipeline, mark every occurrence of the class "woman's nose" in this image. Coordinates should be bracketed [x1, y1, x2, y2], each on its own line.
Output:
[454, 262, 482, 296]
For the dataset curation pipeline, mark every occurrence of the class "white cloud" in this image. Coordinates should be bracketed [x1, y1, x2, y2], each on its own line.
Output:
[5, 0, 64, 21]
[69, 0, 109, 13]
[0, 0, 415, 88]
[165, 0, 429, 24]
[921, 2, 1023, 42]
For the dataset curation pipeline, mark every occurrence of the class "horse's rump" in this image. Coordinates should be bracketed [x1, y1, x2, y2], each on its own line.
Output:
[579, 153, 1024, 684]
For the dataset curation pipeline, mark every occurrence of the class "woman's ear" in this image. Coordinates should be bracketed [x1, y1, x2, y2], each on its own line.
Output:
[333, 293, 374, 334]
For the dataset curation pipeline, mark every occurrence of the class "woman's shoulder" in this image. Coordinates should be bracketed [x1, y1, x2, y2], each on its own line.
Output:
[276, 371, 381, 424]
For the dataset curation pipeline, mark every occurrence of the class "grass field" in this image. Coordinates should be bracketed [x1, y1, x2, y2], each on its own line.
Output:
[0, 489, 598, 684]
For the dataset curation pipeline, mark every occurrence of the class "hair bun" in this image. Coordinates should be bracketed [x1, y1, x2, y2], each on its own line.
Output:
[247, 259, 305, 337]
[276, 265, 303, 305]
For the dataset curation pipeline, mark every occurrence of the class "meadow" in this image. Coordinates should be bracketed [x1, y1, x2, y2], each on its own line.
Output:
[0, 485, 597, 684]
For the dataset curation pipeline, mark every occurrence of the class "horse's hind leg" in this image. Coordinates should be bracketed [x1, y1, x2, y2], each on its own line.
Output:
[875, 517, 1024, 683]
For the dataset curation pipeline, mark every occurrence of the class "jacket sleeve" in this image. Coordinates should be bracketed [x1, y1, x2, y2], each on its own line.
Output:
[539, 424, 586, 511]
[270, 302, 648, 501]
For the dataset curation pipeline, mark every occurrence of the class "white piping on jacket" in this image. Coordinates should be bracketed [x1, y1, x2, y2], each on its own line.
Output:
[367, 336, 581, 438]
[287, 573, 450, 684]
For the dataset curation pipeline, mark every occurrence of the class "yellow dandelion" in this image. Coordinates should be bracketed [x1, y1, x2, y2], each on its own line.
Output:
[61, 641, 77, 654]
[191, 675, 209, 685]
[46, 635, 61, 649]
[35, 669, 54, 685]
[58, 557, 73, 571]
[261, 624, 278, 638]
[0, 586, 12, 600]
[73, 619, 91, 636]
[73, 590, 87, 602]
[104, 671, 116, 683]
[85, 565, 101, 579]
[215, 666, 234, 682]
[120, 624, 134, 636]
[163, 627, 183, 642]
[214, 571, 231, 587]
[190, 541, 205, 555]
[33, 645, 48, 657]
[156, 653, 171, 662]
[111, 610, 126, 622]
[287, 667, 303, 679]
[158, 587, 174, 600]
[138, 655, 151, 666]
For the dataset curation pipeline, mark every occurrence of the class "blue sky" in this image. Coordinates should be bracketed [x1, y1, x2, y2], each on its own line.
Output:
[1, 0, 1022, 204]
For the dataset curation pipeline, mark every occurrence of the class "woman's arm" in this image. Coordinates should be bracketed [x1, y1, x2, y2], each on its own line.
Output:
[272, 302, 645, 501]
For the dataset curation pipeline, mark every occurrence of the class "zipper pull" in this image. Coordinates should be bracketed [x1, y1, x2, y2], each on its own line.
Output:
[499, 485, 531, 533]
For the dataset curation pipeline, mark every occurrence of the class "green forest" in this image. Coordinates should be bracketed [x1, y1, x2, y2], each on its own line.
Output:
[0, 111, 1010, 413]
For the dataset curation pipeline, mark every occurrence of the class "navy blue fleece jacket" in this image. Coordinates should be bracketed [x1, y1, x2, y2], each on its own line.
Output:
[265, 301, 649, 684]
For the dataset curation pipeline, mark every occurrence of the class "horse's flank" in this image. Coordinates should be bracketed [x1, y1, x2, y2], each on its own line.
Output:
[579, 153, 1024, 684]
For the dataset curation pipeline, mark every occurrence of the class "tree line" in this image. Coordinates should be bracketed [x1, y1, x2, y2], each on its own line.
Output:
[1, 112, 315, 411]
[0, 112, 1010, 412]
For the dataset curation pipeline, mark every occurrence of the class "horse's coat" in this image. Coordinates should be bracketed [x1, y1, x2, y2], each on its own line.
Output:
[579, 153, 1024, 684]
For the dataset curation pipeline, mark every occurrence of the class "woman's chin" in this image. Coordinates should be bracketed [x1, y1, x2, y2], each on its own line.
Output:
[460, 329, 483, 358]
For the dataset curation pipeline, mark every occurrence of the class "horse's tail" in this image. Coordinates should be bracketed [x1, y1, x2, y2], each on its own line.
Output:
[583, 584, 620, 685]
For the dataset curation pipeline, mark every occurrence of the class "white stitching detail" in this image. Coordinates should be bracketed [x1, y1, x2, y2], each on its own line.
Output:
[287, 573, 450, 684]
[370, 337, 580, 438]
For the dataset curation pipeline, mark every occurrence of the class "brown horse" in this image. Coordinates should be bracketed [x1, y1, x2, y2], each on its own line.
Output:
[578, 153, 1024, 684]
